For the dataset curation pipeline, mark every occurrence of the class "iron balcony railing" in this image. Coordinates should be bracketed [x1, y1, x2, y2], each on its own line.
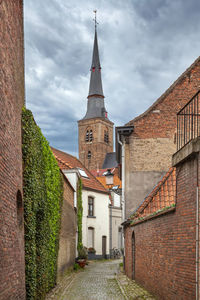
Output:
[177, 90, 200, 150]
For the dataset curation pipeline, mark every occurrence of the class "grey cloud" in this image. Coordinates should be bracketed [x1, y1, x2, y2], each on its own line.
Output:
[25, 0, 200, 156]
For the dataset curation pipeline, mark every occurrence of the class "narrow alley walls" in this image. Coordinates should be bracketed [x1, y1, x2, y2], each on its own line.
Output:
[22, 108, 63, 300]
[0, 1, 25, 299]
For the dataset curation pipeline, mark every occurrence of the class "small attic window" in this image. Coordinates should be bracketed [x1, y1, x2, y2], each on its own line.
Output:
[78, 168, 89, 178]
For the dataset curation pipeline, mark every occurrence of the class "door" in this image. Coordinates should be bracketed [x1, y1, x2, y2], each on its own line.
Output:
[132, 231, 135, 279]
[102, 236, 107, 258]
[88, 227, 94, 248]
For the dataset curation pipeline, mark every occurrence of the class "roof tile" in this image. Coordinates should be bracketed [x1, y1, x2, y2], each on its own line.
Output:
[130, 167, 176, 223]
[51, 147, 108, 194]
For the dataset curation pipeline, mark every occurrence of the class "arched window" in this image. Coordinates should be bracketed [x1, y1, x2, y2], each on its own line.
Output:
[86, 129, 93, 142]
[88, 150, 91, 159]
[132, 231, 135, 280]
[85, 130, 89, 142]
[89, 130, 93, 142]
[16, 190, 23, 228]
[104, 130, 109, 143]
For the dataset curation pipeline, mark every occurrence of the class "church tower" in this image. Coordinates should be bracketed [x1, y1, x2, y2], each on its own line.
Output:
[78, 13, 113, 170]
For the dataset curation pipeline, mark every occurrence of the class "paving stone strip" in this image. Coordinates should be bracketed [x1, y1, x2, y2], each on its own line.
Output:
[116, 271, 156, 300]
[46, 260, 156, 300]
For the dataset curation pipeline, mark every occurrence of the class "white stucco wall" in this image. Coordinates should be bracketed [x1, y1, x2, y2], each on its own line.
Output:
[63, 169, 78, 207]
[82, 189, 110, 256]
[110, 207, 122, 250]
[112, 193, 121, 207]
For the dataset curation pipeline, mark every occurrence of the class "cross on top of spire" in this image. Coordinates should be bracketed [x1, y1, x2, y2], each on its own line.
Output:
[93, 10, 99, 30]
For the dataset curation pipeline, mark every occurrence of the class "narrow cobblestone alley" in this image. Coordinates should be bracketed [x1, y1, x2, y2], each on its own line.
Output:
[47, 260, 156, 300]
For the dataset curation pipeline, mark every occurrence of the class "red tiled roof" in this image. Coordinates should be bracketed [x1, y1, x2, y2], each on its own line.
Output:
[130, 167, 176, 224]
[91, 169, 108, 177]
[91, 168, 122, 190]
[51, 147, 109, 194]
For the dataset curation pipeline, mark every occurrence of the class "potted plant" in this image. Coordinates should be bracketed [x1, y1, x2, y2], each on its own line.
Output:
[88, 247, 96, 260]
[77, 247, 87, 268]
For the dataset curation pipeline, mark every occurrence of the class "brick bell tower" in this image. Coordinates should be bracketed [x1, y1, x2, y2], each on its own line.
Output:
[78, 12, 113, 170]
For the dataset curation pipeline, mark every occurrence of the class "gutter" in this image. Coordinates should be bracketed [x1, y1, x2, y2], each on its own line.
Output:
[117, 132, 125, 224]
[116, 126, 134, 270]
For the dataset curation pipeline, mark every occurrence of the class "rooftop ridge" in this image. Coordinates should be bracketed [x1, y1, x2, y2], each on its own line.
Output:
[51, 147, 109, 194]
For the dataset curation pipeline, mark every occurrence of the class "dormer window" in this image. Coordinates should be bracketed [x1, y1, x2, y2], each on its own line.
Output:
[104, 131, 109, 143]
[77, 168, 89, 178]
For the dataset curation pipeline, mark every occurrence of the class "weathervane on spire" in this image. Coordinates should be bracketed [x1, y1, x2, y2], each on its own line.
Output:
[93, 10, 99, 30]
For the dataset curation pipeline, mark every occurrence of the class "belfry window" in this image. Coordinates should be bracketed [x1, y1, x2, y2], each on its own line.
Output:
[85, 130, 89, 142]
[89, 130, 93, 142]
[104, 131, 109, 143]
[88, 151, 91, 159]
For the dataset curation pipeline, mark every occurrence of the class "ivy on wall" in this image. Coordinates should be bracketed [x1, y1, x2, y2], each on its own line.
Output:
[77, 178, 83, 254]
[22, 108, 63, 300]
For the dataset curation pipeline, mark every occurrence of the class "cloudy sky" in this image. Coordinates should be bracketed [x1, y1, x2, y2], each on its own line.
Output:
[24, 0, 200, 156]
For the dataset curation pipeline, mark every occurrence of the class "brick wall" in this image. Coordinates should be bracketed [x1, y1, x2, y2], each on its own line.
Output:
[57, 176, 77, 277]
[125, 57, 200, 215]
[0, 1, 25, 299]
[124, 150, 198, 299]
[78, 118, 113, 170]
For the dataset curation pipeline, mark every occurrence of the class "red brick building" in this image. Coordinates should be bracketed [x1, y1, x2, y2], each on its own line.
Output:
[121, 65, 200, 298]
[0, 1, 26, 299]
[124, 136, 200, 299]
[116, 56, 200, 218]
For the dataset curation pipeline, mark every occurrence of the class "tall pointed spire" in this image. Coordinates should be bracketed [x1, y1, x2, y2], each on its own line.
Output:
[82, 11, 108, 120]
[88, 27, 104, 97]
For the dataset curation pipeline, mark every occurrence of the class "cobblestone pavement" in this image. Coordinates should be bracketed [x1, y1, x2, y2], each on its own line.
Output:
[46, 259, 156, 300]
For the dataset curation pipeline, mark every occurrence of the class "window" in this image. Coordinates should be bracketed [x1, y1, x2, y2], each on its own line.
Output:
[88, 150, 91, 159]
[88, 227, 94, 248]
[16, 190, 23, 228]
[89, 130, 93, 142]
[85, 129, 93, 142]
[88, 197, 94, 216]
[77, 168, 89, 178]
[104, 131, 109, 143]
[85, 130, 89, 142]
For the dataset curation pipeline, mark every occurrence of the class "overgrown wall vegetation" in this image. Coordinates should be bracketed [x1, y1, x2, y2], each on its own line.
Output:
[22, 108, 63, 300]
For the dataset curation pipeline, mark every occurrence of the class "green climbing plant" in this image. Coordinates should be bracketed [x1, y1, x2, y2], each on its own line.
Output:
[22, 107, 63, 300]
[77, 178, 83, 255]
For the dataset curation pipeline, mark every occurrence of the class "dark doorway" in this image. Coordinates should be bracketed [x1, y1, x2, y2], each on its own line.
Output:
[132, 231, 135, 279]
[102, 235, 107, 258]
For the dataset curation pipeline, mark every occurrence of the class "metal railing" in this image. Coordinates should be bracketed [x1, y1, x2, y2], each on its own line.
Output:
[177, 90, 200, 150]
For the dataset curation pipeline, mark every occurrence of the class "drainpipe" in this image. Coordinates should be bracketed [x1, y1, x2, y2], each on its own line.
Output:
[196, 153, 199, 300]
[109, 204, 112, 258]
[117, 133, 125, 224]
[117, 132, 125, 269]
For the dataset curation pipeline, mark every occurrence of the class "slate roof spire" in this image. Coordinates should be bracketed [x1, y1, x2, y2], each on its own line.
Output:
[82, 11, 109, 120]
[88, 26, 104, 98]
